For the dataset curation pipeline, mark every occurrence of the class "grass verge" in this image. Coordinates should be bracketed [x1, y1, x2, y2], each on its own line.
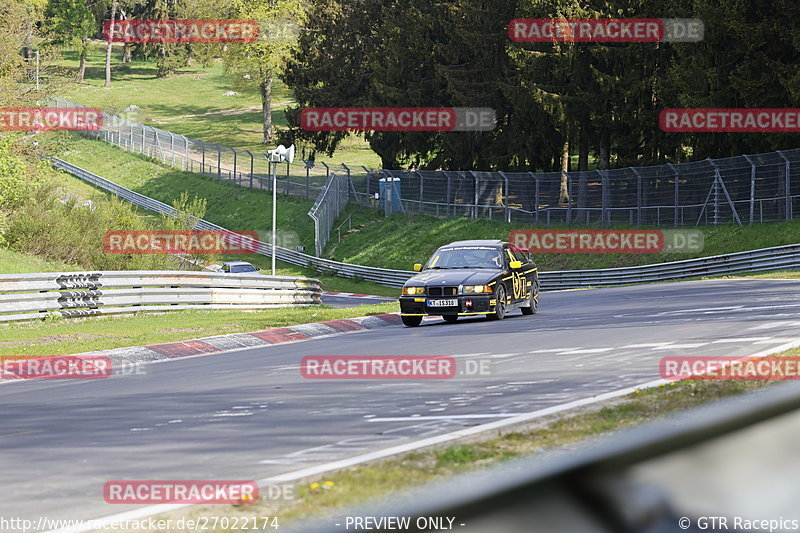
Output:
[0, 302, 397, 357]
[136, 357, 789, 532]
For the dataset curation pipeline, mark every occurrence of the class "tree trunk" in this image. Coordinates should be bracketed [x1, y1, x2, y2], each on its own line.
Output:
[559, 139, 570, 204]
[77, 41, 87, 83]
[122, 45, 132, 63]
[577, 121, 589, 210]
[598, 131, 609, 170]
[261, 70, 273, 144]
[104, 0, 117, 87]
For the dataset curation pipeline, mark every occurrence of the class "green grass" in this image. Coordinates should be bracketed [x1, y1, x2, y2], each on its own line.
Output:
[0, 302, 397, 357]
[55, 42, 382, 167]
[326, 204, 800, 272]
[47, 132, 317, 249]
[0, 247, 80, 274]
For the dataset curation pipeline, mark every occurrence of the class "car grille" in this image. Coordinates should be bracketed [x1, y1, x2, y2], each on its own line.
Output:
[427, 286, 458, 296]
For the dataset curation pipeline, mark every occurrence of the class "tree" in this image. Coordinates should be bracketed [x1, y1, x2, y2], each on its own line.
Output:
[223, 0, 305, 145]
[43, 0, 96, 83]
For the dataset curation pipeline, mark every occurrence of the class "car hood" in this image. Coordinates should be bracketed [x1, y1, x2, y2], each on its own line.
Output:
[406, 269, 500, 287]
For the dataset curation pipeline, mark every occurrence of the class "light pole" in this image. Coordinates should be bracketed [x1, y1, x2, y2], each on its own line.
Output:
[265, 144, 295, 275]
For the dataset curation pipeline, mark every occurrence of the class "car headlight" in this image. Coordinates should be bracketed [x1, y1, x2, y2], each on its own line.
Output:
[402, 286, 426, 295]
[463, 285, 492, 294]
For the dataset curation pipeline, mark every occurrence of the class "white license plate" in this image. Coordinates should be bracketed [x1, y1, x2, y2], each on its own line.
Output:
[428, 298, 458, 307]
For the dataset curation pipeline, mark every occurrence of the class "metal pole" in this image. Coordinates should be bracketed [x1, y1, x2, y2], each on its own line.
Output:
[743, 155, 756, 225]
[271, 159, 277, 276]
[631, 168, 643, 225]
[777, 150, 793, 221]
[667, 163, 680, 227]
[35, 50, 40, 91]
[533, 173, 540, 225]
[184, 136, 189, 171]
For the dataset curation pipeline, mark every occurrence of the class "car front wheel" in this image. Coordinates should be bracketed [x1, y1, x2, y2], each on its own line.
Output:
[402, 315, 423, 327]
[487, 286, 507, 320]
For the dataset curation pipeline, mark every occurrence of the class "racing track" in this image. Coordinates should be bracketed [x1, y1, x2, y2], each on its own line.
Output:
[3, 279, 800, 527]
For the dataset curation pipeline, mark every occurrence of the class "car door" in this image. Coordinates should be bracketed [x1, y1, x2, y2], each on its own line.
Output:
[507, 244, 535, 303]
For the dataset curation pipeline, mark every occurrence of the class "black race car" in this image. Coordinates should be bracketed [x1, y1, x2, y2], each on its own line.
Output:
[399, 240, 539, 327]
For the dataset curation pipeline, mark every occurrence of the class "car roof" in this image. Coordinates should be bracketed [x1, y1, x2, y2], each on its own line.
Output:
[440, 240, 503, 248]
[221, 261, 254, 266]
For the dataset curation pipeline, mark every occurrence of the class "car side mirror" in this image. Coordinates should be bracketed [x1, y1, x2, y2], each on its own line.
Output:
[413, 263, 422, 272]
[509, 260, 522, 269]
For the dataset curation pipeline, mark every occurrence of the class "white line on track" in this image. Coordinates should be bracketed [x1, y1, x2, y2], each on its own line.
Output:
[366, 414, 524, 422]
[556, 348, 614, 355]
[711, 337, 771, 343]
[651, 343, 709, 349]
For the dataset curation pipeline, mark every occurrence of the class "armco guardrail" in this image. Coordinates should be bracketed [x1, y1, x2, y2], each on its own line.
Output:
[0, 270, 321, 322]
[50, 158, 800, 290]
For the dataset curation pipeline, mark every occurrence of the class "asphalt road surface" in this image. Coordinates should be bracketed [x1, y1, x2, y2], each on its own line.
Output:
[3, 279, 800, 526]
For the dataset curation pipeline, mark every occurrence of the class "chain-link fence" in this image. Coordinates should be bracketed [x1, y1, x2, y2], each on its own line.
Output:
[53, 97, 800, 253]
[308, 172, 352, 256]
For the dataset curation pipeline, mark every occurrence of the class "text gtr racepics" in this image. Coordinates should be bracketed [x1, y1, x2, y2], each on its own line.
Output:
[399, 240, 540, 327]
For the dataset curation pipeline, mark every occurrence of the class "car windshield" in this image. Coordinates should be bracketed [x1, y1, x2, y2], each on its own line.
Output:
[425, 247, 503, 270]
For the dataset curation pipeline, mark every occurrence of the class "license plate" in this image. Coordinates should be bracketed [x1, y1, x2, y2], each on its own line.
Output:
[428, 298, 457, 307]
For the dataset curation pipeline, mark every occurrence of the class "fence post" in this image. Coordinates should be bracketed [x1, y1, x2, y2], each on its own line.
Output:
[470, 171, 479, 219]
[667, 163, 680, 227]
[531, 173, 540, 225]
[630, 168, 643, 225]
[413, 171, 423, 214]
[446, 173, 452, 217]
[183, 136, 189, 170]
[305, 161, 311, 198]
[140, 124, 146, 154]
[201, 143, 205, 173]
[362, 165, 371, 203]
[168, 132, 175, 167]
[565, 171, 573, 225]
[743, 155, 756, 225]
[777, 150, 793, 221]
[246, 151, 253, 189]
[216, 145, 221, 180]
[233, 149, 238, 184]
[596, 170, 606, 226]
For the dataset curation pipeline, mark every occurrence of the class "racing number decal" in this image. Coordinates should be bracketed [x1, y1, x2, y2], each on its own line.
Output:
[506, 249, 525, 300]
[511, 271, 525, 299]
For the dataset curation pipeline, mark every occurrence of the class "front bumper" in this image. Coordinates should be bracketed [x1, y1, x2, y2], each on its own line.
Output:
[399, 294, 496, 316]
